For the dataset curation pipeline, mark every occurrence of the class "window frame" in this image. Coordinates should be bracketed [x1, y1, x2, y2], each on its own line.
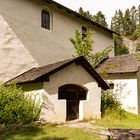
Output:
[82, 26, 87, 37]
[41, 9, 50, 30]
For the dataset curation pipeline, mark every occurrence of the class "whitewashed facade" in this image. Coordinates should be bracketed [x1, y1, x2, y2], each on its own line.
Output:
[97, 54, 140, 114]
[0, 0, 115, 82]
[8, 57, 109, 122]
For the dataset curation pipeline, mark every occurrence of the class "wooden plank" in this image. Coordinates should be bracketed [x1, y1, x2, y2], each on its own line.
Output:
[108, 129, 140, 140]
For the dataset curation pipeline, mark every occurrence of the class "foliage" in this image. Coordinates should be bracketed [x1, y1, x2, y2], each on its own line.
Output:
[130, 6, 137, 34]
[90, 46, 112, 67]
[111, 4, 140, 39]
[78, 7, 108, 27]
[101, 90, 125, 119]
[111, 10, 124, 34]
[134, 52, 140, 61]
[123, 9, 134, 36]
[93, 11, 108, 27]
[131, 24, 140, 40]
[98, 63, 118, 77]
[70, 30, 94, 58]
[138, 5, 140, 25]
[101, 90, 121, 114]
[136, 41, 140, 51]
[70, 30, 112, 68]
[114, 34, 129, 56]
[111, 11, 129, 56]
[78, 7, 93, 20]
[0, 83, 41, 124]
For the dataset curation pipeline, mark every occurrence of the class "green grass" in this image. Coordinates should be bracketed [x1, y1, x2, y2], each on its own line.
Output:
[95, 111, 140, 129]
[0, 124, 100, 140]
[1, 111, 140, 140]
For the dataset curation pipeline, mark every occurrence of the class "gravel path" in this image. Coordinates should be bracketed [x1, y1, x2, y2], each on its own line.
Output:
[58, 120, 110, 139]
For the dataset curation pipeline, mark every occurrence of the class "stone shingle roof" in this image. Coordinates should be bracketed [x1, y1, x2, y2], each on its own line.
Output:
[96, 54, 140, 74]
[6, 56, 109, 90]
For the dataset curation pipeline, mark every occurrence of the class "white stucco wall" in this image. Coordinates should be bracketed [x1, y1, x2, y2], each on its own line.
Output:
[105, 73, 138, 114]
[136, 71, 140, 114]
[0, 14, 38, 82]
[0, 0, 114, 67]
[83, 82, 101, 119]
[23, 63, 102, 123]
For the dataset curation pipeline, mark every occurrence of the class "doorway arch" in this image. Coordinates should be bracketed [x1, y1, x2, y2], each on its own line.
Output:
[58, 84, 88, 121]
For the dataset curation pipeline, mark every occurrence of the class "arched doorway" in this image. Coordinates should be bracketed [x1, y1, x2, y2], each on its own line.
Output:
[58, 84, 88, 121]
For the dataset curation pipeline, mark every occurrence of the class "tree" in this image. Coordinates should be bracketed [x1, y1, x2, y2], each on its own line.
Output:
[0, 83, 41, 124]
[78, 7, 108, 27]
[78, 7, 93, 20]
[132, 24, 140, 40]
[123, 9, 133, 36]
[137, 5, 140, 25]
[114, 34, 129, 56]
[111, 10, 124, 34]
[111, 10, 129, 56]
[70, 30, 112, 68]
[93, 11, 108, 27]
[130, 6, 137, 33]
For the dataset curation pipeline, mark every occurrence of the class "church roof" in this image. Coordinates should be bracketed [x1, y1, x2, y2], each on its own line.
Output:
[6, 56, 109, 90]
[44, 0, 118, 35]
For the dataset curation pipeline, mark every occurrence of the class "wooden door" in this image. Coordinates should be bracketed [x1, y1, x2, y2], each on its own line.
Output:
[66, 100, 79, 121]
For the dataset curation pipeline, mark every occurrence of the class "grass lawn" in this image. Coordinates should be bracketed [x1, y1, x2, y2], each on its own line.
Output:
[1, 112, 140, 140]
[95, 111, 140, 129]
[0, 124, 100, 140]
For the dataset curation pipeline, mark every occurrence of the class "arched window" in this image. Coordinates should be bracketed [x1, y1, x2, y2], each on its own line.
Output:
[41, 9, 50, 30]
[82, 26, 87, 37]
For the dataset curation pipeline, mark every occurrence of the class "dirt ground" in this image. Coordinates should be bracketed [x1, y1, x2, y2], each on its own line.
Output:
[58, 120, 110, 140]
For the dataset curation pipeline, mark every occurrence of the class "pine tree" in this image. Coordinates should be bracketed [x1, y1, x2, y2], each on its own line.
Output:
[78, 7, 84, 16]
[130, 6, 137, 33]
[78, 8, 108, 27]
[78, 7, 93, 20]
[114, 35, 129, 56]
[93, 11, 108, 27]
[111, 10, 124, 34]
[138, 5, 140, 25]
[111, 10, 129, 55]
[132, 24, 140, 40]
[123, 9, 133, 35]
[111, 11, 118, 32]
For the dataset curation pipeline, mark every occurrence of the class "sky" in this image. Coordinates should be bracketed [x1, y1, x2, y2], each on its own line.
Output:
[54, 0, 140, 26]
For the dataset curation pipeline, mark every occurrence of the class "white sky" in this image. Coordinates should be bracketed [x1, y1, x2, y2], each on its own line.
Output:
[54, 0, 140, 26]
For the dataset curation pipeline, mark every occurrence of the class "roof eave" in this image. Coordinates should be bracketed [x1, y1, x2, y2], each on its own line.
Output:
[43, 0, 118, 35]
[6, 56, 109, 90]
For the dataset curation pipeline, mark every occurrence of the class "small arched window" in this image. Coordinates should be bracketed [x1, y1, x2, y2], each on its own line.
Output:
[82, 26, 87, 37]
[41, 9, 50, 30]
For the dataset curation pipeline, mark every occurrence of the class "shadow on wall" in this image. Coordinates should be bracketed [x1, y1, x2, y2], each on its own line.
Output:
[42, 94, 55, 113]
[40, 94, 57, 121]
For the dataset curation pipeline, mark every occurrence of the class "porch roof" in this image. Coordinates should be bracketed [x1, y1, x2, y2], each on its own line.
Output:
[6, 56, 109, 90]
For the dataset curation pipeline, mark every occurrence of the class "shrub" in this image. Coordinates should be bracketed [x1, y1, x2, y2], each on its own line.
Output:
[0, 83, 41, 124]
[131, 24, 140, 40]
[101, 90, 126, 119]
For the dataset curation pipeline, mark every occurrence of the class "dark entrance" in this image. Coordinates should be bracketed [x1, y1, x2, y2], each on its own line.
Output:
[66, 100, 79, 121]
[58, 84, 88, 121]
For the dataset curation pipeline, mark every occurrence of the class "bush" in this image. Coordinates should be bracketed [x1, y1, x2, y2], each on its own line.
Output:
[101, 90, 126, 119]
[131, 24, 140, 40]
[0, 83, 41, 124]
